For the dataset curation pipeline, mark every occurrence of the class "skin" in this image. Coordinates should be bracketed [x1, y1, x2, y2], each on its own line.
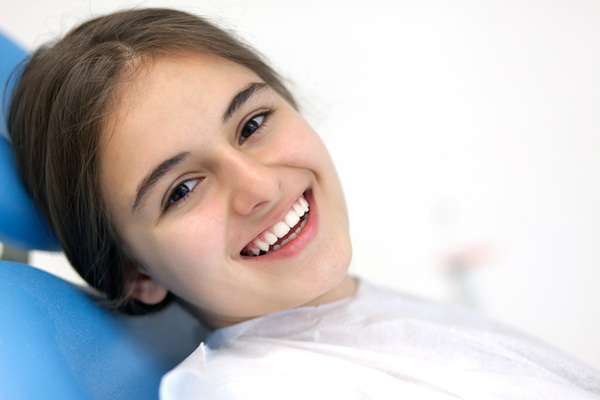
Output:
[100, 53, 355, 328]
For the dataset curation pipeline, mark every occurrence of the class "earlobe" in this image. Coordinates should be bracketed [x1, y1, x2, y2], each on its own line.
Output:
[128, 272, 169, 305]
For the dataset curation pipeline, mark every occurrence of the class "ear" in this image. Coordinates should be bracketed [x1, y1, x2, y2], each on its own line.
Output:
[128, 271, 169, 305]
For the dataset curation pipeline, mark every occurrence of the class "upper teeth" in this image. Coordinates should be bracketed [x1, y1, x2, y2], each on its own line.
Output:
[245, 196, 309, 256]
[264, 232, 278, 245]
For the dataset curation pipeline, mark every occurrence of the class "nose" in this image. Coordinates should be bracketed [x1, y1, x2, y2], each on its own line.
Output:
[220, 149, 280, 215]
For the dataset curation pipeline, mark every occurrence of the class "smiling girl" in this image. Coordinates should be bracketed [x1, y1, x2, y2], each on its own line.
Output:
[8, 8, 600, 399]
[101, 51, 356, 328]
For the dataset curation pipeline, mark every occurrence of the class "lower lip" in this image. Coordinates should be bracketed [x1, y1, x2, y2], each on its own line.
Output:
[243, 190, 318, 261]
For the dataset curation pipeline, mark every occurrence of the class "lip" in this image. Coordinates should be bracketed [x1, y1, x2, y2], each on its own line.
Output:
[239, 189, 317, 261]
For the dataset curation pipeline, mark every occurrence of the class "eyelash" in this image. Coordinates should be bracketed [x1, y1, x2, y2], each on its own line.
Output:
[239, 108, 274, 145]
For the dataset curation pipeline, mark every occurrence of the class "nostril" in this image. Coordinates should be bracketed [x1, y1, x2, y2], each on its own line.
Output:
[249, 200, 270, 214]
[229, 170, 280, 215]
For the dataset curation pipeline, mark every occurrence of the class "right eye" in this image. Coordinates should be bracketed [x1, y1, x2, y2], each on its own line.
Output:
[165, 178, 201, 210]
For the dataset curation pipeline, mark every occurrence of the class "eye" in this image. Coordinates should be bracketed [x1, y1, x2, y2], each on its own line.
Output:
[239, 114, 264, 144]
[238, 109, 273, 145]
[165, 178, 200, 210]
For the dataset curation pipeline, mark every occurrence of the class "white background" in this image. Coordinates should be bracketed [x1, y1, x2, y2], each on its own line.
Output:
[1, 0, 599, 369]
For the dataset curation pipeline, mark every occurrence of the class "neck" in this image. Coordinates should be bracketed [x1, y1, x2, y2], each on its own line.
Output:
[188, 274, 358, 329]
[299, 274, 357, 308]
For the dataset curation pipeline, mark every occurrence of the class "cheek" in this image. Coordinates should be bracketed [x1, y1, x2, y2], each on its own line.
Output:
[126, 210, 228, 291]
[271, 117, 333, 169]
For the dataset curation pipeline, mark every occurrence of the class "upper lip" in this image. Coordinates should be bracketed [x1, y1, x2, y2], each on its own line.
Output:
[239, 189, 309, 255]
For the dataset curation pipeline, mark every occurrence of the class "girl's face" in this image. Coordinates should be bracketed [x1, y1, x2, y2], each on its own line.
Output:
[100, 53, 353, 327]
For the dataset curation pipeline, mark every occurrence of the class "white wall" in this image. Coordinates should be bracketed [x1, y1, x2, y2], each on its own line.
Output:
[2, 0, 599, 370]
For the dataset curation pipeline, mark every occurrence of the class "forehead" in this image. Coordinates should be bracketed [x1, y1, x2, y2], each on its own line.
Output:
[104, 51, 262, 152]
[110, 53, 260, 124]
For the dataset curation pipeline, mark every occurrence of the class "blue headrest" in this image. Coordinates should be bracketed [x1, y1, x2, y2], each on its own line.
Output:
[0, 261, 204, 399]
[0, 31, 26, 140]
[0, 32, 60, 250]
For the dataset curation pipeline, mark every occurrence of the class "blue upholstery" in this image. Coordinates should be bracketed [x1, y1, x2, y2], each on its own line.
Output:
[0, 261, 204, 399]
[0, 32, 205, 399]
[0, 136, 61, 250]
[0, 31, 60, 251]
[0, 31, 27, 138]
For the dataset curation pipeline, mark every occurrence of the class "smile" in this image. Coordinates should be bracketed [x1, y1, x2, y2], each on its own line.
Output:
[242, 195, 310, 257]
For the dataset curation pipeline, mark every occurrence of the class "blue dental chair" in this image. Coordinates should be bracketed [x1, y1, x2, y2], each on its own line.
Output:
[0, 32, 205, 399]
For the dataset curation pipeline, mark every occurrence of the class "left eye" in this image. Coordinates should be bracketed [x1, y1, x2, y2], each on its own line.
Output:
[239, 110, 273, 144]
[239, 115, 264, 144]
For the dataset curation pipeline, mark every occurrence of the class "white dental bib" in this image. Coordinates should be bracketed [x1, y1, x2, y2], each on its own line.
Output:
[160, 280, 600, 400]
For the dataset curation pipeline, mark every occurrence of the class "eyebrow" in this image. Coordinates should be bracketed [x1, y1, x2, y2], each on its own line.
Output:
[132, 151, 191, 215]
[222, 82, 268, 123]
[131, 82, 269, 216]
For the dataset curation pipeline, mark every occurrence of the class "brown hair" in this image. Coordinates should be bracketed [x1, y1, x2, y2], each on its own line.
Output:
[8, 8, 297, 313]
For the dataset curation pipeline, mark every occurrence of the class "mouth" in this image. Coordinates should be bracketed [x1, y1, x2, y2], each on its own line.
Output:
[241, 194, 310, 257]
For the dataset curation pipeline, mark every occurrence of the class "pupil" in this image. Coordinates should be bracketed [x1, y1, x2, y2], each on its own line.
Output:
[243, 121, 259, 137]
[173, 185, 189, 201]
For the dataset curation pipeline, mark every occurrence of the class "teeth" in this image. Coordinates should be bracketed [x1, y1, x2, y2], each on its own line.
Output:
[299, 197, 309, 212]
[284, 210, 300, 227]
[244, 195, 311, 257]
[264, 232, 278, 245]
[293, 204, 305, 217]
[255, 239, 269, 252]
[273, 221, 290, 238]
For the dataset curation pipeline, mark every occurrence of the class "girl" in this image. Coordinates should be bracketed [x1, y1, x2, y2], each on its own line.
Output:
[8, 8, 600, 399]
